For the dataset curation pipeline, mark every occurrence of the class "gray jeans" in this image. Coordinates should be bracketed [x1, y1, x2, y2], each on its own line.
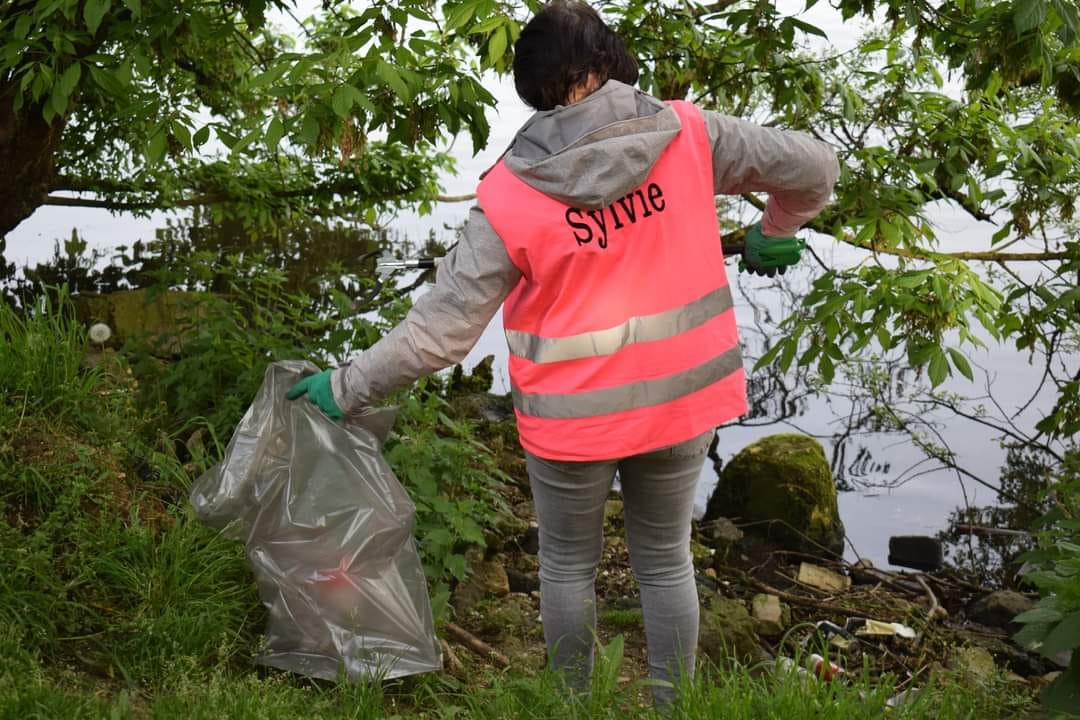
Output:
[525, 430, 712, 705]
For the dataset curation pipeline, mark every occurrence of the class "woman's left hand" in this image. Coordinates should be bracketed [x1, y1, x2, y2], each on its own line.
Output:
[287, 369, 344, 421]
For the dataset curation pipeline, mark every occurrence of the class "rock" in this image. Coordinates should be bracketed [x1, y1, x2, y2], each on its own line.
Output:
[698, 594, 767, 665]
[850, 558, 877, 585]
[1036, 671, 1063, 688]
[703, 434, 843, 555]
[949, 646, 998, 687]
[956, 629, 1055, 678]
[700, 516, 744, 546]
[797, 562, 851, 593]
[452, 556, 510, 613]
[507, 569, 540, 594]
[489, 509, 530, 547]
[73, 288, 205, 354]
[690, 537, 714, 565]
[888, 535, 944, 572]
[967, 590, 1035, 632]
[751, 594, 784, 638]
[514, 524, 540, 555]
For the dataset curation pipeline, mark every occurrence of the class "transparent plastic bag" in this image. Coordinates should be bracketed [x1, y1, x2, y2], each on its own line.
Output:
[190, 360, 441, 680]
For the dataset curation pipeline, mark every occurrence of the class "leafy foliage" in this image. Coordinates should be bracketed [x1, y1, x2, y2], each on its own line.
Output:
[1013, 451, 1080, 714]
[7, 0, 1078, 444]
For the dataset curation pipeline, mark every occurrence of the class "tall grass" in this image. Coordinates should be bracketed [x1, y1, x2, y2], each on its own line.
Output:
[0, 290, 1037, 718]
[0, 292, 102, 423]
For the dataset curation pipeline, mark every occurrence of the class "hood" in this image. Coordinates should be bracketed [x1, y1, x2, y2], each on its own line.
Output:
[501, 80, 682, 210]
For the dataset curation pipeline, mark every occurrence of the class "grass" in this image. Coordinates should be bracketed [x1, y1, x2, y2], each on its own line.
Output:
[0, 293, 1039, 719]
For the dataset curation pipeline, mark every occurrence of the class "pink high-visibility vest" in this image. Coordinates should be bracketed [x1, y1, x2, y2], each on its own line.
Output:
[477, 100, 747, 461]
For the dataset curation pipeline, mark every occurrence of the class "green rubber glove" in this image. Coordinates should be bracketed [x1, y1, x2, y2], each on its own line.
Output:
[739, 222, 805, 277]
[286, 369, 344, 421]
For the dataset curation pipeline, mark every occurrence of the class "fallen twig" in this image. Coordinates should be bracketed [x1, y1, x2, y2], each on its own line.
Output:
[444, 622, 511, 669]
[730, 568, 895, 623]
[440, 638, 464, 675]
[915, 575, 949, 622]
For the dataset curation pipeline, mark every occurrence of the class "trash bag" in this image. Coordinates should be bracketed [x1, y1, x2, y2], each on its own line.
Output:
[190, 360, 442, 681]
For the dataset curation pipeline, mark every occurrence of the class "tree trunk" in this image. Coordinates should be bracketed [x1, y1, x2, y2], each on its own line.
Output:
[0, 81, 65, 239]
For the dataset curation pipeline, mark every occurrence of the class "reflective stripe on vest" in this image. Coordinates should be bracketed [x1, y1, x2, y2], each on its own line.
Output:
[477, 99, 748, 461]
[512, 345, 742, 419]
[505, 284, 734, 365]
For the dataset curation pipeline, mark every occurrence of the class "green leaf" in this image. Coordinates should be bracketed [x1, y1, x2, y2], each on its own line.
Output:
[376, 60, 411, 101]
[298, 114, 320, 147]
[121, 0, 140, 16]
[819, 354, 835, 384]
[488, 26, 508, 66]
[947, 348, 974, 381]
[192, 125, 210, 147]
[88, 65, 125, 96]
[229, 128, 259, 155]
[332, 85, 353, 117]
[754, 341, 784, 370]
[1052, 0, 1080, 42]
[1014, 620, 1054, 650]
[779, 336, 798, 372]
[446, 553, 467, 581]
[788, 17, 827, 38]
[1040, 612, 1080, 656]
[1014, 0, 1048, 33]
[445, 1, 478, 31]
[1015, 606, 1065, 625]
[170, 120, 191, 151]
[1041, 659, 1080, 715]
[928, 348, 949, 387]
[251, 62, 289, 88]
[146, 126, 166, 164]
[59, 62, 81, 98]
[84, 0, 111, 35]
[13, 14, 32, 40]
[265, 116, 284, 153]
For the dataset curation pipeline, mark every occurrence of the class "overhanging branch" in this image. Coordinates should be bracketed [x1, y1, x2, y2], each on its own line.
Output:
[49, 174, 475, 209]
[739, 193, 1071, 263]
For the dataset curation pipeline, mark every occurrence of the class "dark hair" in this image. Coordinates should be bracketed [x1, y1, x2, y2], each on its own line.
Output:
[513, 1, 639, 111]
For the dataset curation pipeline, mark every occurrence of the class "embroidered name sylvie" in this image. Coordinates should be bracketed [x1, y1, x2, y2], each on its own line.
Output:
[564, 182, 667, 249]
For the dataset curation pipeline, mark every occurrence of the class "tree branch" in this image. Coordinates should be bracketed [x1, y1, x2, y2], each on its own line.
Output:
[50, 175, 476, 207]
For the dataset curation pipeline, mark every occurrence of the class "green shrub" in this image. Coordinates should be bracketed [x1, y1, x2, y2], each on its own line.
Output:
[1013, 450, 1080, 715]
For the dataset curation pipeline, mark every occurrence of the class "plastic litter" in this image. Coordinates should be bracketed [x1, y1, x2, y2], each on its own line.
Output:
[772, 654, 845, 682]
[190, 360, 442, 681]
[885, 687, 922, 708]
[806, 620, 859, 651]
[846, 617, 917, 639]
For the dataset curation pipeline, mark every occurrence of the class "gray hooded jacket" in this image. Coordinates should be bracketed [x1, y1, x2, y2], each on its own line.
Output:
[331, 80, 839, 414]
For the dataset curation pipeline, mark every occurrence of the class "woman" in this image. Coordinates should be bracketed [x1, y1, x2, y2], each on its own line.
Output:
[289, 0, 839, 705]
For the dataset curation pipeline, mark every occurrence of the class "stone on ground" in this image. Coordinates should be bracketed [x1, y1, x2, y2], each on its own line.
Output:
[698, 594, 766, 665]
[967, 590, 1035, 631]
[751, 594, 784, 638]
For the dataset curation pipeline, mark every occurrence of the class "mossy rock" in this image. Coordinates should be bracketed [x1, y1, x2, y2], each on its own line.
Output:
[698, 595, 766, 666]
[704, 433, 843, 556]
[73, 288, 205, 354]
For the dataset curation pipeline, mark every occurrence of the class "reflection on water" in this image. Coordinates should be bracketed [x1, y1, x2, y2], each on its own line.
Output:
[938, 447, 1053, 588]
[0, 209, 424, 301]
